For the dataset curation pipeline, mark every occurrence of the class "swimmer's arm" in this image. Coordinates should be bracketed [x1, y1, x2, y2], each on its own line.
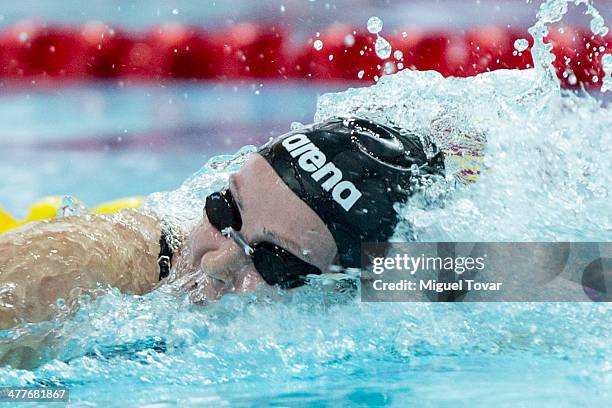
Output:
[0, 209, 161, 331]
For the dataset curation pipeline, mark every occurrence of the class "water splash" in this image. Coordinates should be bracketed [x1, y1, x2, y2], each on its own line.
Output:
[143, 146, 256, 251]
[315, 0, 611, 241]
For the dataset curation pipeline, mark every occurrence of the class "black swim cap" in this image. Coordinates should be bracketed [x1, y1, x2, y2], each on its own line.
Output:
[258, 117, 445, 268]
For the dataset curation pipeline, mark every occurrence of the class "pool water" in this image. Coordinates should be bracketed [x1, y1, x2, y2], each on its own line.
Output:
[1, 0, 611, 406]
[2, 288, 610, 406]
[0, 83, 338, 218]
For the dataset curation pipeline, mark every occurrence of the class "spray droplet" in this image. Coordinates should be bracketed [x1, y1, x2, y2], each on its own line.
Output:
[313, 40, 323, 51]
[172, 8, 179, 15]
[18, 32, 28, 42]
[393, 50, 403, 60]
[367, 16, 383, 34]
[397, 62, 404, 70]
[514, 38, 529, 53]
[344, 34, 355, 47]
[280, 5, 286, 12]
[591, 75, 598, 83]
[402, 31, 408, 38]
[357, 70, 365, 79]
[384, 61, 396, 74]
[568, 74, 577, 85]
[375, 36, 392, 59]
[328, 54, 334, 61]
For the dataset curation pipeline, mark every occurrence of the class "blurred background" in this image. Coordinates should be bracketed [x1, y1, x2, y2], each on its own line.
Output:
[0, 0, 610, 218]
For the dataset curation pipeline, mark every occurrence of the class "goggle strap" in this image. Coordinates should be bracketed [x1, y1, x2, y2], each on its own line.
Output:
[222, 227, 254, 256]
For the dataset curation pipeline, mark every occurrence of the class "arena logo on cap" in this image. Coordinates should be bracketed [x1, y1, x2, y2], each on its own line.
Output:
[282, 134, 362, 211]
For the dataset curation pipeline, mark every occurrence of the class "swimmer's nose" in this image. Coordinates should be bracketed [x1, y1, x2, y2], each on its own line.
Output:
[189, 215, 228, 268]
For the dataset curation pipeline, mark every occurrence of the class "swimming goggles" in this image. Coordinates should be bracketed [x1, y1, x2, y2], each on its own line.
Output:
[204, 190, 322, 288]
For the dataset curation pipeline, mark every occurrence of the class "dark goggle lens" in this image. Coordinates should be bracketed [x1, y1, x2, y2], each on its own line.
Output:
[252, 243, 322, 289]
[205, 190, 242, 231]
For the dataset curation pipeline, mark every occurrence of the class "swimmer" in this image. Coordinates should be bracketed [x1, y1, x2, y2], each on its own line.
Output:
[0, 117, 445, 330]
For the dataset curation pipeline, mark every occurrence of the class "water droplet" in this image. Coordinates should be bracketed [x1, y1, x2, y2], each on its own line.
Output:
[290, 122, 304, 130]
[402, 31, 408, 38]
[280, 5, 286, 12]
[397, 62, 404, 70]
[384, 61, 395, 74]
[375, 36, 392, 59]
[367, 16, 383, 34]
[328, 54, 334, 61]
[172, 8, 179, 15]
[591, 75, 598, 83]
[344, 34, 355, 47]
[568, 74, 577, 85]
[357, 70, 365, 79]
[18, 32, 28, 42]
[393, 50, 403, 60]
[313, 40, 323, 51]
[514, 38, 529, 52]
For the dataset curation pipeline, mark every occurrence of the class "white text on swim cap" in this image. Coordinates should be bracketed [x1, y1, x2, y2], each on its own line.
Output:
[282, 134, 362, 211]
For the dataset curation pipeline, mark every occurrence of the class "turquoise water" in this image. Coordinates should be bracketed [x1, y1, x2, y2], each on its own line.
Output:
[0, 83, 335, 218]
[1, 1, 611, 406]
[1, 289, 610, 406]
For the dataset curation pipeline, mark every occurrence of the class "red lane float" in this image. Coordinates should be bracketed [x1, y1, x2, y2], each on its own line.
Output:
[213, 23, 288, 79]
[465, 27, 533, 76]
[546, 27, 611, 87]
[0, 22, 609, 89]
[293, 24, 380, 80]
[0, 21, 88, 79]
[129, 24, 216, 79]
[82, 22, 133, 78]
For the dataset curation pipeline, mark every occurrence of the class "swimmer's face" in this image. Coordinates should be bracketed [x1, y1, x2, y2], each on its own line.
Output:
[186, 153, 338, 300]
